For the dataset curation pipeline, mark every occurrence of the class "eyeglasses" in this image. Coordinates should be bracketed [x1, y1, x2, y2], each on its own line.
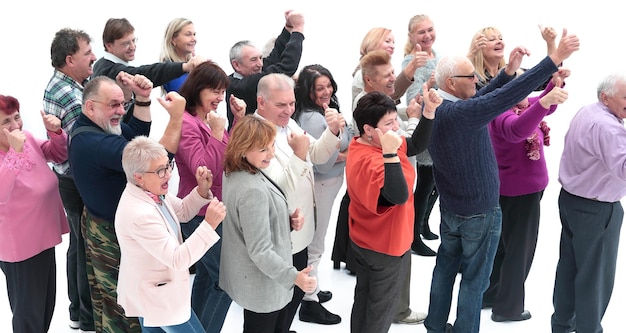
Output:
[451, 73, 477, 79]
[143, 160, 175, 179]
[120, 38, 138, 49]
[91, 100, 130, 110]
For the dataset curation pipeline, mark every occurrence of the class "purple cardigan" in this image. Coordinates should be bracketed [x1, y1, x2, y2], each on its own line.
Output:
[0, 130, 69, 262]
[175, 112, 228, 215]
[488, 82, 558, 196]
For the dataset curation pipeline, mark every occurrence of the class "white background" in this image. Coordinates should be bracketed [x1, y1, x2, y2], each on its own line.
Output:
[1, 0, 624, 332]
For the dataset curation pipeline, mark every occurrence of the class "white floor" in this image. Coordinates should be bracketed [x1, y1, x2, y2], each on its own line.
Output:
[1, 181, 624, 332]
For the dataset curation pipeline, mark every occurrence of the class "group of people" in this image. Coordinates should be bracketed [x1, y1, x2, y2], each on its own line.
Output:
[0, 9, 624, 333]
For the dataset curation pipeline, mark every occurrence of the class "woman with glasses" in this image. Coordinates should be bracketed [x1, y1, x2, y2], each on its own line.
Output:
[0, 94, 69, 333]
[115, 135, 226, 333]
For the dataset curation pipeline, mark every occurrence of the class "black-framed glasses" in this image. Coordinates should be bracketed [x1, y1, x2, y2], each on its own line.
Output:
[143, 160, 175, 179]
[91, 100, 130, 110]
[450, 73, 477, 79]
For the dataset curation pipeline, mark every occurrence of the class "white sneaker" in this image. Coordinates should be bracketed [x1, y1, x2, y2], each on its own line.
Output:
[394, 310, 427, 325]
[69, 320, 80, 329]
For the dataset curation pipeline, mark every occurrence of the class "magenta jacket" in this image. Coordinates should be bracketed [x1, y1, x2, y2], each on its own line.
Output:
[0, 130, 69, 262]
[175, 112, 228, 215]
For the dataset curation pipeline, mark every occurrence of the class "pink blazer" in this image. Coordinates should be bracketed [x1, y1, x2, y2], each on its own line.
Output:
[114, 182, 219, 327]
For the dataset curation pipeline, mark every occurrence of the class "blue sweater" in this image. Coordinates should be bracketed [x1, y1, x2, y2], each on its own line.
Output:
[69, 113, 151, 221]
[429, 56, 558, 215]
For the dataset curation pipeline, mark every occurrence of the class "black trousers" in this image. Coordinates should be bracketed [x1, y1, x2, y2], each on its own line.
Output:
[331, 191, 356, 271]
[0, 248, 56, 333]
[483, 191, 542, 316]
[56, 173, 94, 330]
[284, 248, 308, 331]
[412, 163, 438, 247]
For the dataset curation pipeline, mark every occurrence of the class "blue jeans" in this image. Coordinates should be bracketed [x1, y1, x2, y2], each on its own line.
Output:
[139, 310, 204, 333]
[181, 215, 231, 333]
[425, 206, 502, 333]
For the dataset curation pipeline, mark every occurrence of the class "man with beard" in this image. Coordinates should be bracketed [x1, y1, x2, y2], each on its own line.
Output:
[69, 74, 185, 333]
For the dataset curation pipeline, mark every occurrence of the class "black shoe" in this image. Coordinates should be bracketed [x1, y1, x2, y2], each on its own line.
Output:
[422, 229, 439, 240]
[481, 300, 493, 309]
[299, 300, 341, 325]
[317, 290, 332, 303]
[411, 242, 436, 256]
[491, 310, 531, 322]
[333, 261, 340, 270]
[445, 323, 453, 333]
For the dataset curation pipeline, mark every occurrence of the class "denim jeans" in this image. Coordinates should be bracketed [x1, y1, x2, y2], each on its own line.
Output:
[139, 310, 204, 333]
[181, 215, 231, 333]
[425, 206, 502, 333]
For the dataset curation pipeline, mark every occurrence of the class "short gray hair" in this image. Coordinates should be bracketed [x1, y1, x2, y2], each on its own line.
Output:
[435, 55, 468, 88]
[597, 73, 626, 100]
[229, 40, 254, 66]
[122, 136, 167, 185]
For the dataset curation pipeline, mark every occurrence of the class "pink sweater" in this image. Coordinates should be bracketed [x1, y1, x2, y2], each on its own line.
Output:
[0, 130, 69, 262]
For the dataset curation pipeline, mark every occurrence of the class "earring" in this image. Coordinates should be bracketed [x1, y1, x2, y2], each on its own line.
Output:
[367, 135, 373, 141]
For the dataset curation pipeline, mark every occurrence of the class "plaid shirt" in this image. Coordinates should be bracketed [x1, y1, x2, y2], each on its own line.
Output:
[43, 70, 85, 175]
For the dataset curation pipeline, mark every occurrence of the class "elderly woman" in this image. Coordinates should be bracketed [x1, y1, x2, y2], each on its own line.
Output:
[176, 60, 245, 332]
[292, 64, 351, 315]
[0, 94, 69, 333]
[114, 136, 226, 333]
[346, 89, 439, 333]
[483, 70, 569, 322]
[219, 116, 317, 333]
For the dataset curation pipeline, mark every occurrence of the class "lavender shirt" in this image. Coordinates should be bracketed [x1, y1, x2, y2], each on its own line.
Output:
[559, 101, 626, 202]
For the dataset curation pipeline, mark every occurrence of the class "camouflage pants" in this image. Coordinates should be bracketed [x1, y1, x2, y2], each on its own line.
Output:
[81, 209, 141, 333]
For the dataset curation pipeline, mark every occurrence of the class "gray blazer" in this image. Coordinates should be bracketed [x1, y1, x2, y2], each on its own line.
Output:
[219, 170, 299, 313]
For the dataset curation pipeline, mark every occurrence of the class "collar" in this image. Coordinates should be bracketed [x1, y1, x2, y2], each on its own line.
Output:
[143, 190, 164, 205]
[102, 52, 129, 66]
[437, 89, 461, 102]
[232, 72, 244, 80]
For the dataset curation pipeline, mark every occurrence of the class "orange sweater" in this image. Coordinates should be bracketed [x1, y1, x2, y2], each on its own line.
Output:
[346, 139, 415, 256]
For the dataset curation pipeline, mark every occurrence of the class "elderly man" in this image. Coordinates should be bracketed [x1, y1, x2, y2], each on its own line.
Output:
[254, 73, 343, 327]
[69, 74, 185, 333]
[424, 30, 579, 333]
[43, 27, 98, 332]
[226, 10, 305, 130]
[551, 73, 626, 333]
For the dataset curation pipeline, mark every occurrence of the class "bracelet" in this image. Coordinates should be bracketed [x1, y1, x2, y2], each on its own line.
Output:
[382, 153, 398, 158]
[134, 100, 151, 107]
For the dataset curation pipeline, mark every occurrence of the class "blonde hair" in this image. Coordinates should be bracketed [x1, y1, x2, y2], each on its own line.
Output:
[160, 18, 194, 63]
[353, 27, 393, 76]
[403, 15, 430, 56]
[469, 27, 506, 84]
